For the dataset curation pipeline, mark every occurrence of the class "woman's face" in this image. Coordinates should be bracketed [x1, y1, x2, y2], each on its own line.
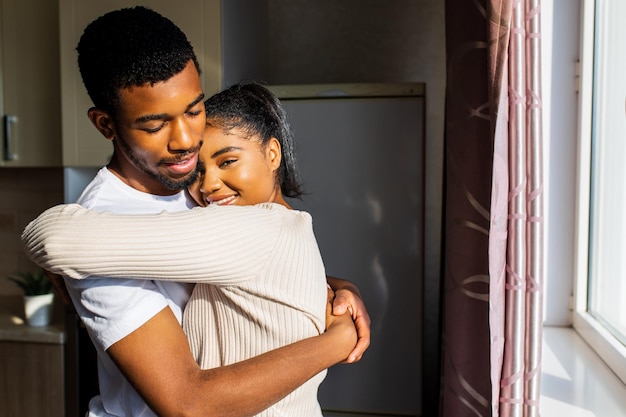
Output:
[189, 126, 281, 207]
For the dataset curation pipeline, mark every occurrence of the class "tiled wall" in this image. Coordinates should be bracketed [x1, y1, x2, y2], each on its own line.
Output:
[0, 168, 64, 295]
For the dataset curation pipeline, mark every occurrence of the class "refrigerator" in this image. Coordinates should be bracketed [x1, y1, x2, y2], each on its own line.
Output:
[268, 83, 425, 417]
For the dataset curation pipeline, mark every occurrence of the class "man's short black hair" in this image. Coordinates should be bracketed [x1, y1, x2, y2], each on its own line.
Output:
[77, 6, 201, 114]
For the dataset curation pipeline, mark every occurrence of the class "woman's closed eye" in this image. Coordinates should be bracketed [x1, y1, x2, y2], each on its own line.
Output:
[219, 158, 238, 168]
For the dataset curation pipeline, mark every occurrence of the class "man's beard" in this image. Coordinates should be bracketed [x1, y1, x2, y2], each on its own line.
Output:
[116, 136, 200, 191]
[150, 164, 199, 191]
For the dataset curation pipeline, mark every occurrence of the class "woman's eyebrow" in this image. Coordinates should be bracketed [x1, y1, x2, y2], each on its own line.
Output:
[210, 146, 242, 159]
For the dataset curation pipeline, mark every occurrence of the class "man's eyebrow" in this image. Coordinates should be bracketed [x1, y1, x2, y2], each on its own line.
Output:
[187, 93, 205, 110]
[134, 93, 205, 124]
[134, 113, 165, 123]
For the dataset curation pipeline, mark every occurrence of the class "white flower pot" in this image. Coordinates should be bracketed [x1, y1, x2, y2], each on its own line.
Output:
[24, 293, 54, 327]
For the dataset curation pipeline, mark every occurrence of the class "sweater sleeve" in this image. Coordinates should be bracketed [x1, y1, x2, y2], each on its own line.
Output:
[21, 203, 283, 283]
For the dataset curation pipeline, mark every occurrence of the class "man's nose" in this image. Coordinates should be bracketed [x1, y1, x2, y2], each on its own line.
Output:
[169, 118, 196, 151]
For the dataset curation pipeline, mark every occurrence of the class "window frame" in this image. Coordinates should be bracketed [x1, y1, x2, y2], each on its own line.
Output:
[572, 0, 626, 386]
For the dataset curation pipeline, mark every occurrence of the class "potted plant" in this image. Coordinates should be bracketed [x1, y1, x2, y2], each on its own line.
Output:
[6, 269, 55, 327]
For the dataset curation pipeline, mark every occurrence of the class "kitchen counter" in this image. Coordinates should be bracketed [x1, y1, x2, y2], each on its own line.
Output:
[0, 295, 64, 344]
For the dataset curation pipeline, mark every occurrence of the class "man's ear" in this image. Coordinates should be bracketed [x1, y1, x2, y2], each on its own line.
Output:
[87, 107, 116, 140]
[267, 137, 282, 171]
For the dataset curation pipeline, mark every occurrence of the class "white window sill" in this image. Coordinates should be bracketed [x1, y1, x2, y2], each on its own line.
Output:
[542, 326, 626, 416]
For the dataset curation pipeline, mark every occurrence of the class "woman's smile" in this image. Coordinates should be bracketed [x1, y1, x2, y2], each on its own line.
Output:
[207, 194, 238, 206]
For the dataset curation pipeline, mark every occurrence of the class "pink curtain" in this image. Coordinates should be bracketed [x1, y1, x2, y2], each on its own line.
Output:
[441, 1, 543, 416]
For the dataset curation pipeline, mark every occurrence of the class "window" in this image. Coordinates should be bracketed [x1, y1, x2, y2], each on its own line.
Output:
[586, 0, 626, 346]
[573, 0, 626, 384]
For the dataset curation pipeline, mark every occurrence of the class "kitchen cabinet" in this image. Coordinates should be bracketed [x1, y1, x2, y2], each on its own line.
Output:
[60, 0, 269, 167]
[0, 340, 65, 417]
[0, 295, 65, 417]
[0, 0, 62, 167]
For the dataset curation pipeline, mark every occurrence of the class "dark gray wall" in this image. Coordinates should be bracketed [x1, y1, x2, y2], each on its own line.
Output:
[222, 2, 445, 414]
[264, 0, 445, 330]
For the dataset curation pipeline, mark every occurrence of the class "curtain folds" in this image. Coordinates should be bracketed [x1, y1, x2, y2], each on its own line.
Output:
[442, 1, 543, 416]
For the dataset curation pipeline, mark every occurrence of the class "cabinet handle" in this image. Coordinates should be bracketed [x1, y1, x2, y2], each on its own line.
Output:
[3, 115, 18, 161]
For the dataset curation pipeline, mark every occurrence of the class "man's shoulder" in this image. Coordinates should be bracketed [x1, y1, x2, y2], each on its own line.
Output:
[76, 168, 117, 209]
[77, 167, 194, 213]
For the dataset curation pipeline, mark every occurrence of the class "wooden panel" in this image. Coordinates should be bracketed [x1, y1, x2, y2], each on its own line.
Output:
[0, 341, 64, 417]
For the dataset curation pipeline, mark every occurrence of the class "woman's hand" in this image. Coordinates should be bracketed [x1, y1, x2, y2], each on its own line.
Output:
[323, 286, 358, 361]
[326, 276, 371, 363]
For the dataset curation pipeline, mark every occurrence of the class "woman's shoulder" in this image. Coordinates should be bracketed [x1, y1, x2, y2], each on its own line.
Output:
[254, 202, 312, 221]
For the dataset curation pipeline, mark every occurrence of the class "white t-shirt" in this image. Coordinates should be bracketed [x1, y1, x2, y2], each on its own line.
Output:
[66, 167, 195, 417]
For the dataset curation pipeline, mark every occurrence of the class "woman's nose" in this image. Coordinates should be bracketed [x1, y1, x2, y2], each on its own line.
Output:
[200, 166, 222, 196]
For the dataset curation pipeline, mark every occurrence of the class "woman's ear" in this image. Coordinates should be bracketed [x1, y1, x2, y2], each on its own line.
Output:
[87, 107, 116, 141]
[267, 137, 282, 171]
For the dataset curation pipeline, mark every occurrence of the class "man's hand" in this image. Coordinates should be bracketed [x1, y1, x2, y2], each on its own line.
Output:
[326, 276, 371, 363]
[43, 269, 72, 306]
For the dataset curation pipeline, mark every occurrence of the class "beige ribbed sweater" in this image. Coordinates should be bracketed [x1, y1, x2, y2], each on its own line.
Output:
[22, 203, 328, 417]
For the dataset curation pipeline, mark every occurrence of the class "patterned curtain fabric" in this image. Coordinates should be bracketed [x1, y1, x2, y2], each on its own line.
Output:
[441, 1, 543, 416]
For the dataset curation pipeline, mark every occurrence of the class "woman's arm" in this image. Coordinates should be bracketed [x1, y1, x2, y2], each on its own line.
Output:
[23, 204, 372, 364]
[22, 203, 282, 283]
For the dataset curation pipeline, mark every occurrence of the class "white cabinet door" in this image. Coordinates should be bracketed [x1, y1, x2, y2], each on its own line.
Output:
[0, 0, 62, 167]
[59, 0, 222, 167]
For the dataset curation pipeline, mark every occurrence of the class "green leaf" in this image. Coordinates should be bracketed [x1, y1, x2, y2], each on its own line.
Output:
[5, 269, 53, 296]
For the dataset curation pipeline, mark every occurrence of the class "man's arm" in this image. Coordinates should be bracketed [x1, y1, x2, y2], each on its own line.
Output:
[108, 288, 356, 417]
[326, 275, 371, 363]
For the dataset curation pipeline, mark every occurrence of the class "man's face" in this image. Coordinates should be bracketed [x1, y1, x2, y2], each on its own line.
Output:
[108, 61, 206, 195]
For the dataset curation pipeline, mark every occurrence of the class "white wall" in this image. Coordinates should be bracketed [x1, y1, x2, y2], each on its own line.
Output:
[543, 0, 581, 326]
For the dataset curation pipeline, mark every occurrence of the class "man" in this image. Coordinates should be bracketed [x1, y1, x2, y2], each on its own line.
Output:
[57, 6, 370, 416]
